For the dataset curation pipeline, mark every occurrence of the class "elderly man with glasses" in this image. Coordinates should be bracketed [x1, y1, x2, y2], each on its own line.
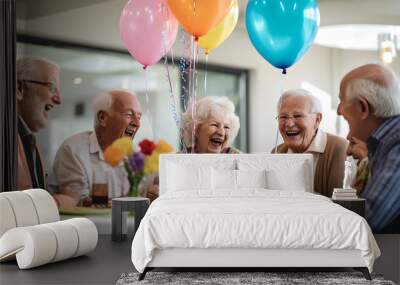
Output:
[273, 89, 348, 197]
[16, 57, 62, 191]
[48, 89, 142, 208]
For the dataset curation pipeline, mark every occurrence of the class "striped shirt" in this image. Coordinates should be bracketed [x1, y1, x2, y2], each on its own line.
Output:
[362, 115, 400, 232]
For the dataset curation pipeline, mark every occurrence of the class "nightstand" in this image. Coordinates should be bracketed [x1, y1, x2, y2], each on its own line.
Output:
[111, 197, 150, 242]
[332, 198, 366, 218]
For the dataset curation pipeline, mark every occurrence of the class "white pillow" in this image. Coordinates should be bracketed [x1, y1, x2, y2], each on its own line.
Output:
[266, 166, 307, 191]
[237, 158, 310, 192]
[236, 169, 267, 189]
[212, 168, 237, 190]
[167, 162, 212, 191]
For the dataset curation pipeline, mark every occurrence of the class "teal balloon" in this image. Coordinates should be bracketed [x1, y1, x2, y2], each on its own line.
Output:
[246, 0, 320, 72]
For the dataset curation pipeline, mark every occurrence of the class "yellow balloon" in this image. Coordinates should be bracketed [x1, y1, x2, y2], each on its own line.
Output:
[198, 0, 239, 54]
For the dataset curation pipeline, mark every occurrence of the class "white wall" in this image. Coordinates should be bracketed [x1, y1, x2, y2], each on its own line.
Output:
[207, 28, 335, 151]
[17, 0, 399, 152]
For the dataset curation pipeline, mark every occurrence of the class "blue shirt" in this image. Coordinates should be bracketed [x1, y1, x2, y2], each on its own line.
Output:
[362, 115, 400, 232]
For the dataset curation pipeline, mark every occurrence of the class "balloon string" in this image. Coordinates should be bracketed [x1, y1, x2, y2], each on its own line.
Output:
[179, 34, 188, 112]
[164, 56, 180, 128]
[144, 68, 154, 140]
[187, 36, 193, 115]
[170, 43, 175, 66]
[190, 36, 198, 154]
[273, 70, 287, 153]
[178, 33, 192, 153]
[273, 120, 280, 154]
[160, 4, 179, 128]
[204, 54, 208, 95]
[194, 43, 199, 100]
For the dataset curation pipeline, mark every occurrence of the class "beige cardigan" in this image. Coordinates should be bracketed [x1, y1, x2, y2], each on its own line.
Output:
[275, 133, 348, 197]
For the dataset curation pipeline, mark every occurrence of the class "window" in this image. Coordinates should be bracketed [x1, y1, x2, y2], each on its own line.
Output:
[17, 36, 249, 167]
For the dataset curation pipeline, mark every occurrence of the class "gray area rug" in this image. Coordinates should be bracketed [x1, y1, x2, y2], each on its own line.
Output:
[116, 271, 396, 285]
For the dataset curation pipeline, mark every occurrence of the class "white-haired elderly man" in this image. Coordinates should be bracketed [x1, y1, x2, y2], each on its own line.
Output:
[16, 57, 61, 191]
[274, 89, 348, 197]
[337, 64, 400, 233]
[49, 89, 141, 208]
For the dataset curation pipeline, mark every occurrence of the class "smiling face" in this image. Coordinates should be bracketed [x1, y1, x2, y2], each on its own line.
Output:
[17, 62, 61, 132]
[336, 65, 386, 143]
[195, 113, 231, 153]
[278, 95, 321, 153]
[337, 79, 366, 142]
[97, 91, 141, 149]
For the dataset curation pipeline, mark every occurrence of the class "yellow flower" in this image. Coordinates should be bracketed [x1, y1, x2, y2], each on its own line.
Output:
[104, 145, 125, 167]
[144, 152, 160, 174]
[112, 137, 133, 156]
[155, 139, 174, 153]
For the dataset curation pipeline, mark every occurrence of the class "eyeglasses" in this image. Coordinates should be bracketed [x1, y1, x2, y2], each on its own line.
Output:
[22, 79, 59, 94]
[276, 113, 316, 122]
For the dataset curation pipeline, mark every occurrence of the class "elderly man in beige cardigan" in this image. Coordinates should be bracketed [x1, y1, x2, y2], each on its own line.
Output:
[273, 89, 348, 197]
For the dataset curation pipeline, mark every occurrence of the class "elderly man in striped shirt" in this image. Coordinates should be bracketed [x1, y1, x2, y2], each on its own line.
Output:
[337, 63, 400, 233]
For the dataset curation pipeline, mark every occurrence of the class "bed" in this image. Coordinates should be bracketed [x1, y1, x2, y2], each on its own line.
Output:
[131, 154, 380, 280]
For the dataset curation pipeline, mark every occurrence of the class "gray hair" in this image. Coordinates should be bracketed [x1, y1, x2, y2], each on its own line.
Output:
[17, 57, 59, 80]
[181, 96, 240, 148]
[93, 91, 113, 127]
[345, 77, 400, 117]
[277, 89, 322, 114]
[92, 89, 137, 127]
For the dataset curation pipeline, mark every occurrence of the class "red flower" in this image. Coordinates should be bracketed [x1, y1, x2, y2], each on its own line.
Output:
[139, 139, 156, 155]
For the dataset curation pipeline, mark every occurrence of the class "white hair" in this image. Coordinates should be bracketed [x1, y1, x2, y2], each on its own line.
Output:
[277, 89, 322, 114]
[346, 77, 400, 117]
[92, 89, 137, 127]
[17, 57, 59, 80]
[181, 96, 240, 148]
[93, 91, 113, 127]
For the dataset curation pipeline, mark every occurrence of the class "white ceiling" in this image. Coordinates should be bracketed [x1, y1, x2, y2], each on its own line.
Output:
[16, 0, 110, 19]
[17, 0, 400, 26]
[237, 0, 400, 50]
[17, 0, 400, 100]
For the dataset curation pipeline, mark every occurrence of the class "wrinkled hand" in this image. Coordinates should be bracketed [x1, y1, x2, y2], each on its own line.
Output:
[347, 137, 368, 160]
[81, 197, 93, 207]
[146, 185, 159, 202]
[53, 186, 82, 208]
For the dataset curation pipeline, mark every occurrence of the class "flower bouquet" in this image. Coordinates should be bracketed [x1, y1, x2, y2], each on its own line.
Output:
[104, 137, 173, 197]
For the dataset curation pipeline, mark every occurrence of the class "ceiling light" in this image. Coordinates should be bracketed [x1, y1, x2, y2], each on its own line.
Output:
[73, 77, 83, 84]
[315, 24, 400, 51]
[378, 33, 397, 64]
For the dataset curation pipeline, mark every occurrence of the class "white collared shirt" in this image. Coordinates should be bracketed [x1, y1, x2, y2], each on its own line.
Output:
[287, 129, 327, 172]
[49, 131, 130, 199]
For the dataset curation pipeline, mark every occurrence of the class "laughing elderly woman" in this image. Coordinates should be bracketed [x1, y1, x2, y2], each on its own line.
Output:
[143, 96, 241, 201]
[181, 96, 240, 153]
[274, 89, 348, 197]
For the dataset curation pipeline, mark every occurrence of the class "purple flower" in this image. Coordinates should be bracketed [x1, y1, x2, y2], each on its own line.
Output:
[129, 151, 145, 172]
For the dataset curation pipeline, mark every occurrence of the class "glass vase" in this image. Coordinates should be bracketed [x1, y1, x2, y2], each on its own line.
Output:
[129, 181, 140, 197]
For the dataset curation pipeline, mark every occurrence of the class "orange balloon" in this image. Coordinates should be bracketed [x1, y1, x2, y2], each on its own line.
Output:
[166, 0, 233, 39]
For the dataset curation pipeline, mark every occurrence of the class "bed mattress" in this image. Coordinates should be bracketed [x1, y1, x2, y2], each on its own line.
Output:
[131, 190, 380, 273]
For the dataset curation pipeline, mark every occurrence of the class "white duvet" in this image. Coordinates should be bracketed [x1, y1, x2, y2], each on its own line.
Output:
[131, 190, 380, 273]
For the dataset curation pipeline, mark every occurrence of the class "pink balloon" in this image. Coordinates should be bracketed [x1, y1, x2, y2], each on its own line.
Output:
[120, 0, 178, 68]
